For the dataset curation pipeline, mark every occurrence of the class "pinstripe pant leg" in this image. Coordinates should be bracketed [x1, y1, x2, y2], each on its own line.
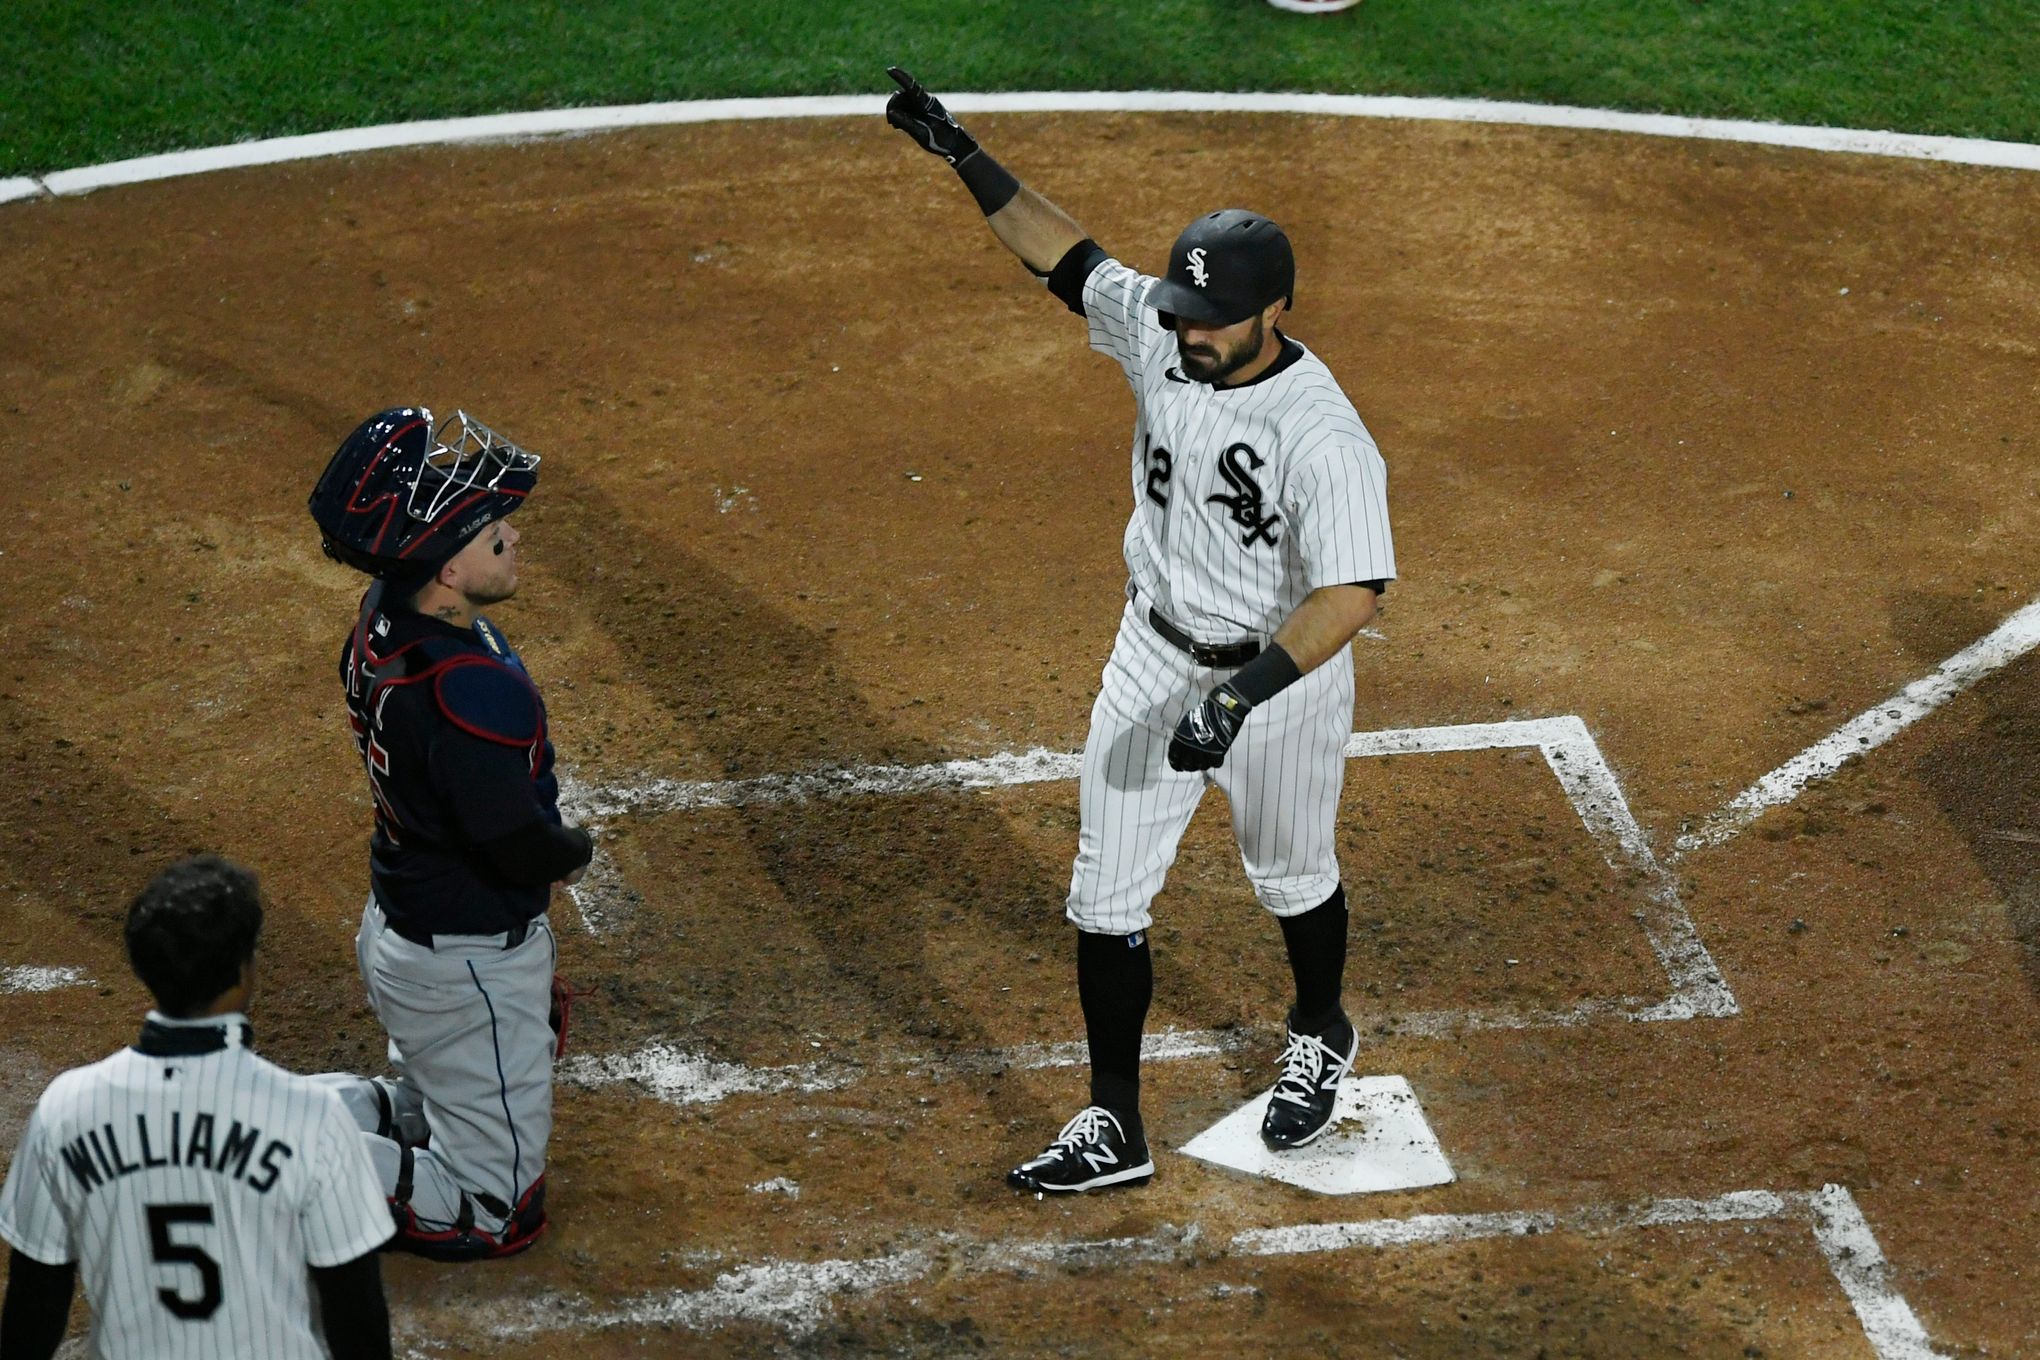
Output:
[1066, 608, 1208, 934]
[1217, 647, 1354, 916]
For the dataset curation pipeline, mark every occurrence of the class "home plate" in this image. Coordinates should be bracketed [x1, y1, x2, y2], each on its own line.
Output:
[1181, 1075, 1454, 1195]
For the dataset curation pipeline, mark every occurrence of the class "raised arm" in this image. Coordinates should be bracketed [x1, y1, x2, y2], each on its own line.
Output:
[885, 67, 1087, 276]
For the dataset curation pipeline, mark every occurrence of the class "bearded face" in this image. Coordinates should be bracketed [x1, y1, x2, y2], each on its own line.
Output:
[1176, 313, 1267, 385]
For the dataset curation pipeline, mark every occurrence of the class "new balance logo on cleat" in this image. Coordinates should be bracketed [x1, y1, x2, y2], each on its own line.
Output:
[1260, 1014, 1360, 1150]
[1007, 1106, 1155, 1193]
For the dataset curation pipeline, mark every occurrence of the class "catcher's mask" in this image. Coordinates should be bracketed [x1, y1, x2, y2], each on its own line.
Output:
[308, 406, 540, 582]
[1145, 208, 1296, 331]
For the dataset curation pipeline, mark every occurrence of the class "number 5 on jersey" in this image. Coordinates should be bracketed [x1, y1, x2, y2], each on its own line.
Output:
[147, 1203, 223, 1320]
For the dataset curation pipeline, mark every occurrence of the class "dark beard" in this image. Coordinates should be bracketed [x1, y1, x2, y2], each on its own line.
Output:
[1177, 316, 1264, 385]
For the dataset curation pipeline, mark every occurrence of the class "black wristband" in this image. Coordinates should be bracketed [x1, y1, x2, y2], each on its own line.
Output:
[954, 148, 1020, 216]
[1227, 642, 1304, 707]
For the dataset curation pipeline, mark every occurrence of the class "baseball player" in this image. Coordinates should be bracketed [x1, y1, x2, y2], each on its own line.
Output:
[885, 70, 1396, 1191]
[305, 406, 591, 1259]
[0, 856, 394, 1360]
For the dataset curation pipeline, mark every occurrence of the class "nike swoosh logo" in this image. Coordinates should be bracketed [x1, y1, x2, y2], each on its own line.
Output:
[1164, 367, 1190, 384]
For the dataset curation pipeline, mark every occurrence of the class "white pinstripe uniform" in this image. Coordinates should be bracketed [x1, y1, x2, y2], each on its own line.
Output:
[0, 1014, 393, 1360]
[1066, 257, 1396, 934]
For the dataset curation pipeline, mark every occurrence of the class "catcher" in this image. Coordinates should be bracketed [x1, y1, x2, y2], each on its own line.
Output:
[307, 407, 591, 1259]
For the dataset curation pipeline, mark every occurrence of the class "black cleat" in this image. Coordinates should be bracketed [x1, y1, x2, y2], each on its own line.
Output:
[1007, 1106, 1155, 1193]
[1260, 1014, 1359, 1150]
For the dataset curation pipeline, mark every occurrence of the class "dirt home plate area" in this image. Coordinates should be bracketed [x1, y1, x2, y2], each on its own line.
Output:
[2, 107, 2038, 1356]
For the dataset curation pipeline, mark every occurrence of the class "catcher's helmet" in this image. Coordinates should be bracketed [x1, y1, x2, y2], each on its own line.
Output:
[308, 407, 540, 581]
[1144, 209, 1295, 330]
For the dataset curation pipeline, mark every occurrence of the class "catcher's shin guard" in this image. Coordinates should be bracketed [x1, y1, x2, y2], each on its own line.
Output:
[384, 1150, 549, 1263]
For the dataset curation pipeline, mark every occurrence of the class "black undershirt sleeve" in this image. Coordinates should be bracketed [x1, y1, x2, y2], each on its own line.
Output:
[1047, 239, 1109, 316]
[430, 728, 553, 844]
[1, 1251, 75, 1360]
[430, 730, 592, 885]
[310, 1253, 394, 1360]
[472, 819, 594, 887]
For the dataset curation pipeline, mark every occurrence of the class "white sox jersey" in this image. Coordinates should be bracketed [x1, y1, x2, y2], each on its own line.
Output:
[0, 1014, 394, 1360]
[1077, 254, 1396, 639]
[1050, 246, 1396, 933]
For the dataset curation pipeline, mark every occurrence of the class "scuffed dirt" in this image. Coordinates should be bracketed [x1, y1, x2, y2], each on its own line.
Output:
[1, 113, 2036, 1356]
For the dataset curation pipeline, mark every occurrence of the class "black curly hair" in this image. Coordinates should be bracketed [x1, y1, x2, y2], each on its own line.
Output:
[124, 855, 264, 1017]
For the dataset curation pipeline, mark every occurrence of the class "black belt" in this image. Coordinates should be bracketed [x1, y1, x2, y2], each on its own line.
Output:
[385, 916, 532, 951]
[1147, 607, 1261, 669]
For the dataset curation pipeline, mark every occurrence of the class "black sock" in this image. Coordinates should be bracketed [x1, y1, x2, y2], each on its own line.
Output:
[1076, 927, 1152, 1127]
[1278, 885, 1350, 1037]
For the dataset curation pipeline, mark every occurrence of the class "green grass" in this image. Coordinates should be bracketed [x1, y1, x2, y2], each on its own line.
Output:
[2, 1, 2036, 177]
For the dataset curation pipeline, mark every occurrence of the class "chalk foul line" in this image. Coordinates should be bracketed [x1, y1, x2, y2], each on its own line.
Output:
[1676, 594, 2040, 854]
[449, 1186, 1942, 1358]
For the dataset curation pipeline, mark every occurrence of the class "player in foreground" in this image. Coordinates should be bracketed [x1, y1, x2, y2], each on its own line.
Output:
[0, 856, 394, 1359]
[307, 407, 591, 1258]
[886, 69, 1397, 1192]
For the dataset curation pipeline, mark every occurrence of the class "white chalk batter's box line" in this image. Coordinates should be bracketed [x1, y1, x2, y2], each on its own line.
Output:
[0, 965, 91, 995]
[12, 592, 2036, 1028]
[441, 1183, 1944, 1359]
[554, 714, 1737, 1107]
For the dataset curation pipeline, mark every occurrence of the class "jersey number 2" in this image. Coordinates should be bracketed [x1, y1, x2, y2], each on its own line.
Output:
[1145, 438, 1174, 507]
[146, 1203, 223, 1320]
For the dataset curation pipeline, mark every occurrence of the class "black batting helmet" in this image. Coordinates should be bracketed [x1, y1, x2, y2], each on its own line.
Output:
[308, 406, 540, 581]
[1144, 209, 1296, 330]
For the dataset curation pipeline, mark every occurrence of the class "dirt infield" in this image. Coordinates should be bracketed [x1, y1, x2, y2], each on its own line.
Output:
[1, 110, 2037, 1356]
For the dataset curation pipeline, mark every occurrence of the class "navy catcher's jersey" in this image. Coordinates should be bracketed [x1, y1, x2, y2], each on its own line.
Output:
[1077, 254, 1396, 641]
[340, 581, 565, 934]
[0, 1016, 392, 1360]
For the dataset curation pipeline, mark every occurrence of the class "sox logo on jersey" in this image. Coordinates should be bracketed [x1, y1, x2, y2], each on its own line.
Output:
[1063, 253, 1394, 936]
[1207, 443, 1281, 546]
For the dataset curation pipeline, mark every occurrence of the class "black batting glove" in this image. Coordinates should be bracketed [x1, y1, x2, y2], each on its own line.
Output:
[1168, 682, 1253, 772]
[885, 66, 981, 165]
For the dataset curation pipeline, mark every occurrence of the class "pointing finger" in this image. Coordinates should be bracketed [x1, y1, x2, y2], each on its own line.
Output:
[886, 66, 920, 94]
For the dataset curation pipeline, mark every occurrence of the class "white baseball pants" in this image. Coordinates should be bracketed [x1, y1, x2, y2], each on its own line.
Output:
[1066, 599, 1354, 934]
[318, 895, 555, 1237]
